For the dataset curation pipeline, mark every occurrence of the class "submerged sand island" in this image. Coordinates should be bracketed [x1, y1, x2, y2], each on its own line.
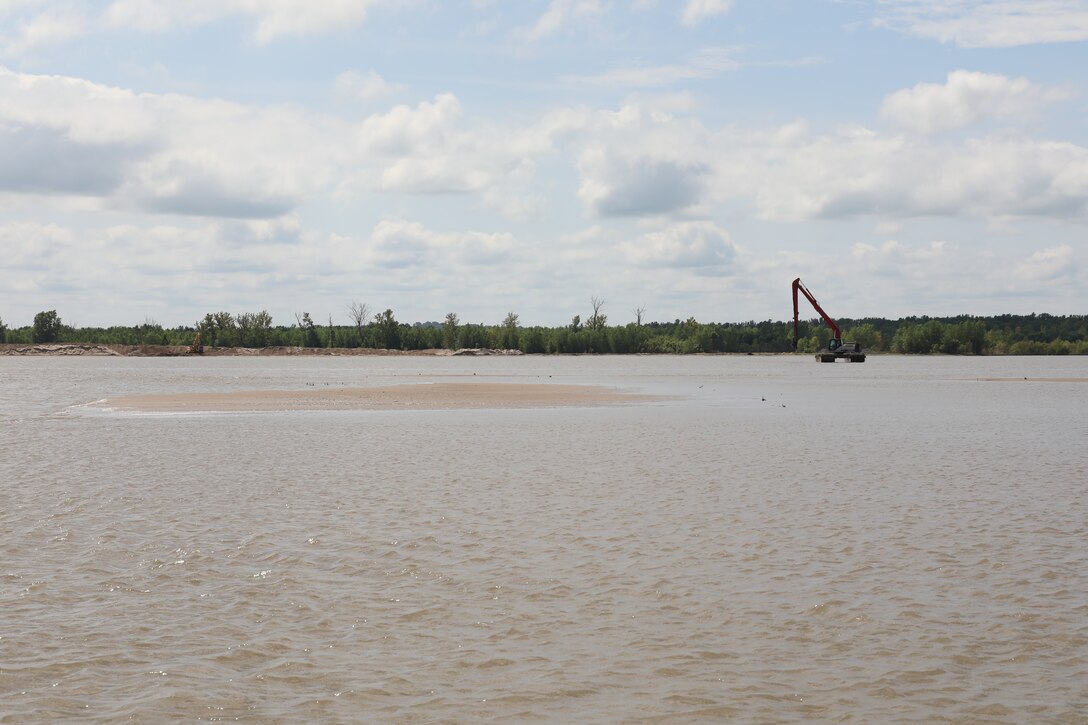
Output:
[93, 382, 665, 413]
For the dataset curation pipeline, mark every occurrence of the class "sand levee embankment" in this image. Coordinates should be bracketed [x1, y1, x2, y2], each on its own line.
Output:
[0, 343, 456, 357]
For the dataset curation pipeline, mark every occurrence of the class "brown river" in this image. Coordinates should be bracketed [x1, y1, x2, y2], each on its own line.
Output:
[1, 354, 1085, 723]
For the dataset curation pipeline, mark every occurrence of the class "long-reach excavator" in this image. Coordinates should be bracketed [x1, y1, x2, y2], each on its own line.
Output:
[792, 277, 866, 362]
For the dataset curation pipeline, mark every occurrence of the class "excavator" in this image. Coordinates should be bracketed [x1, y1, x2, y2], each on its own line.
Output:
[792, 277, 866, 362]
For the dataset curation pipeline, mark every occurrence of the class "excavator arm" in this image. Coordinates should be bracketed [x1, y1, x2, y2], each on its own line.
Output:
[792, 277, 842, 350]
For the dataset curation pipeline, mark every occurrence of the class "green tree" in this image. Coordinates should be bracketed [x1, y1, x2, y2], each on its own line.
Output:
[236, 311, 273, 347]
[374, 309, 401, 349]
[892, 320, 944, 353]
[796, 335, 820, 353]
[679, 317, 699, 340]
[609, 323, 647, 354]
[985, 329, 1012, 355]
[940, 320, 986, 355]
[298, 312, 320, 347]
[519, 326, 546, 353]
[0, 315, 7, 343]
[198, 312, 238, 347]
[135, 317, 167, 345]
[443, 312, 460, 349]
[846, 323, 884, 352]
[32, 310, 63, 343]
[457, 323, 489, 349]
[499, 311, 520, 350]
[1010, 339, 1048, 355]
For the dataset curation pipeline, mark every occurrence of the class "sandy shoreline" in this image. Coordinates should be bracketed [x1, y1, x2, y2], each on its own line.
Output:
[0, 343, 459, 357]
[92, 382, 666, 412]
[0, 343, 783, 357]
[971, 377, 1088, 383]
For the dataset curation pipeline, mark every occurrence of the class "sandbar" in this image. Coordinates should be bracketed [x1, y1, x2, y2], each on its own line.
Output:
[93, 382, 664, 413]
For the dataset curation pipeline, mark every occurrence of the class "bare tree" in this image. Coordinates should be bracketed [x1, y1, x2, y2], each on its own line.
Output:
[587, 296, 607, 331]
[347, 302, 369, 345]
[635, 305, 646, 326]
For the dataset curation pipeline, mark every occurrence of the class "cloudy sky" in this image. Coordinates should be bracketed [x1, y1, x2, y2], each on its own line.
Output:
[2, 0, 1087, 328]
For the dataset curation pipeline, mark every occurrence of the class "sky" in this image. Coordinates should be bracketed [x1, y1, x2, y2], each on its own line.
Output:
[1, 0, 1087, 329]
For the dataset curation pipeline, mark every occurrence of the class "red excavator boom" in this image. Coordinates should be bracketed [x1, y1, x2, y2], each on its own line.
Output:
[792, 277, 842, 349]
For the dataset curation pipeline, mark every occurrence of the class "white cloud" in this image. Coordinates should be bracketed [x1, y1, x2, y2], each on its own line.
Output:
[0, 67, 340, 217]
[1014, 244, 1076, 281]
[355, 93, 496, 194]
[215, 215, 304, 246]
[680, 0, 733, 28]
[2, 6, 85, 55]
[0, 221, 72, 270]
[344, 87, 1088, 225]
[101, 0, 221, 33]
[335, 70, 403, 102]
[1, 67, 573, 220]
[482, 158, 547, 220]
[358, 93, 463, 157]
[243, 0, 377, 44]
[367, 219, 515, 270]
[621, 221, 735, 269]
[578, 148, 708, 217]
[102, 0, 382, 43]
[349, 93, 569, 198]
[514, 0, 605, 42]
[0, 0, 40, 13]
[0, 219, 218, 318]
[709, 122, 1088, 222]
[872, 0, 1088, 48]
[0, 68, 161, 144]
[379, 157, 494, 195]
[566, 100, 713, 217]
[881, 70, 1072, 133]
[850, 239, 948, 277]
[564, 46, 742, 87]
[5, 63, 1088, 234]
[2, 2, 1086, 325]
[0, 125, 143, 195]
[828, 239, 1082, 313]
[776, 238, 982, 316]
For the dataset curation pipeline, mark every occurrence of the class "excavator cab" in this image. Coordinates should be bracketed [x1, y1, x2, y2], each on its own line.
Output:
[828, 338, 842, 351]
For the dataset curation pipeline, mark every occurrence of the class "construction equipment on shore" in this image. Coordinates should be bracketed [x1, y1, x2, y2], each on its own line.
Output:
[792, 277, 866, 362]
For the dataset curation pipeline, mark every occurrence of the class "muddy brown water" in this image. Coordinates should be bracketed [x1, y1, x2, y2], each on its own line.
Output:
[2, 355, 1085, 723]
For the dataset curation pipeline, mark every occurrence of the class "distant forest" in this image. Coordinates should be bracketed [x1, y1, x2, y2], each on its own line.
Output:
[3, 307, 1087, 355]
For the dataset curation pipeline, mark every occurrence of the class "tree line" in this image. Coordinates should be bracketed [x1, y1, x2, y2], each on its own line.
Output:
[2, 305, 1086, 355]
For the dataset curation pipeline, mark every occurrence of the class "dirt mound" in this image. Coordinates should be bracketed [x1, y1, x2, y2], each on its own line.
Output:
[0, 343, 123, 356]
[0, 343, 448, 357]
